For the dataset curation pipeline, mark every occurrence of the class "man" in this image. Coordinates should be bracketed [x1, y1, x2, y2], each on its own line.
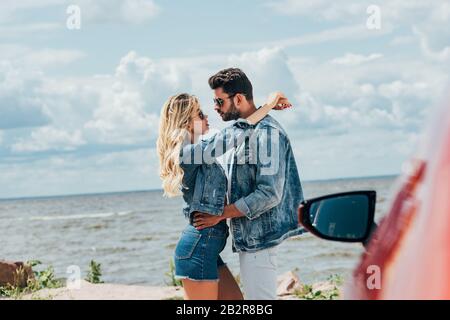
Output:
[193, 68, 304, 300]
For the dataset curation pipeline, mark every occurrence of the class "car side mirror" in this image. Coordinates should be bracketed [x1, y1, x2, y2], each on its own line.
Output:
[298, 191, 376, 245]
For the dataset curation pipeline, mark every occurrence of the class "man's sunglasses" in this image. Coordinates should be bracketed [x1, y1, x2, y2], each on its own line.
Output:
[213, 93, 238, 107]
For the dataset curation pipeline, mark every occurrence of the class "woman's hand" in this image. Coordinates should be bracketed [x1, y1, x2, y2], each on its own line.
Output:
[267, 91, 292, 110]
[193, 212, 224, 230]
[246, 91, 293, 125]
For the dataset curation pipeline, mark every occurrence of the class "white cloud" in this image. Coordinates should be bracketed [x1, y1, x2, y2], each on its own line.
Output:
[205, 46, 435, 159]
[0, 47, 86, 131]
[258, 24, 392, 50]
[0, 1, 65, 23]
[0, 23, 61, 39]
[266, 0, 443, 24]
[1, 49, 190, 147]
[24, 49, 86, 67]
[0, 148, 160, 198]
[0, 61, 50, 130]
[84, 51, 191, 145]
[72, 0, 160, 24]
[414, 27, 450, 62]
[4, 45, 445, 158]
[265, 0, 364, 21]
[0, 0, 160, 30]
[121, 0, 160, 23]
[1, 1, 449, 198]
[12, 127, 85, 152]
[274, 52, 448, 149]
[227, 47, 298, 102]
[2, 38, 448, 197]
[389, 35, 415, 46]
[290, 52, 447, 102]
[409, 2, 450, 63]
[293, 129, 419, 181]
[266, 0, 450, 65]
[331, 53, 383, 66]
[0, 45, 86, 70]
[378, 80, 429, 99]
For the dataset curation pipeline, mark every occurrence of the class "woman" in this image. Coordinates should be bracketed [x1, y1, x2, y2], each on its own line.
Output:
[157, 93, 290, 300]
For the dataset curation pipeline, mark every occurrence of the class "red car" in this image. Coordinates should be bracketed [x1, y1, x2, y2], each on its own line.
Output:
[298, 95, 450, 299]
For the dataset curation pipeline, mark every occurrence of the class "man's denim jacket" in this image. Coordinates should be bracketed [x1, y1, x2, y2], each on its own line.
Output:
[180, 115, 305, 252]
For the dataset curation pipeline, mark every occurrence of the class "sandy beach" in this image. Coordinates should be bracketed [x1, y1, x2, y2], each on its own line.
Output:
[11, 280, 185, 300]
[1, 273, 341, 300]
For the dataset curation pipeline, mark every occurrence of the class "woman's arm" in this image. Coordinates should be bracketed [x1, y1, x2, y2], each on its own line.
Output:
[246, 91, 291, 125]
[180, 92, 292, 167]
[179, 128, 247, 168]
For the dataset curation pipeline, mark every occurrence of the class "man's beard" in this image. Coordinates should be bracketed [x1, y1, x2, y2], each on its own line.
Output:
[221, 100, 241, 121]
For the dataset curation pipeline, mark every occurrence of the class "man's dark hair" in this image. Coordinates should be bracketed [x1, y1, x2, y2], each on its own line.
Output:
[208, 68, 253, 101]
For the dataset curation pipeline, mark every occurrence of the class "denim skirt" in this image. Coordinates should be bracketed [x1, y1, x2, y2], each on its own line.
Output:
[174, 220, 229, 281]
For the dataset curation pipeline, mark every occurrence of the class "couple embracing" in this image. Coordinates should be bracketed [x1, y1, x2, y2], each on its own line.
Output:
[157, 68, 304, 300]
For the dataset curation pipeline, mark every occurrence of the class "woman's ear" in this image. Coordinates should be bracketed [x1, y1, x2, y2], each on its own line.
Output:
[186, 122, 193, 136]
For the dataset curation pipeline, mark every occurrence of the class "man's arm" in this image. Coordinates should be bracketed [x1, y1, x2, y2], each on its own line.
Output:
[222, 203, 245, 218]
[193, 204, 243, 230]
[192, 129, 288, 230]
[233, 127, 287, 220]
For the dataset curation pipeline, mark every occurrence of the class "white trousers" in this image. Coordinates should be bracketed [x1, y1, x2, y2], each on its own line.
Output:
[239, 246, 278, 300]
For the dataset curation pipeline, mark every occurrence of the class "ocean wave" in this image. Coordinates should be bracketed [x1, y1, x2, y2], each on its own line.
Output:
[29, 211, 134, 221]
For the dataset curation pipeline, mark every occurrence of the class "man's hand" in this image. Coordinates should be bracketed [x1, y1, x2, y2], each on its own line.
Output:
[193, 212, 224, 230]
[193, 205, 244, 230]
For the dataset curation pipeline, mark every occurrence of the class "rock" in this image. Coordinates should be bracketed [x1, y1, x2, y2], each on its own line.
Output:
[276, 271, 302, 296]
[0, 260, 35, 287]
[312, 281, 336, 293]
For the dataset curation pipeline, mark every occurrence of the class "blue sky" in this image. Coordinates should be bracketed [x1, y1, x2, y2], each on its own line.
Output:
[0, 0, 449, 198]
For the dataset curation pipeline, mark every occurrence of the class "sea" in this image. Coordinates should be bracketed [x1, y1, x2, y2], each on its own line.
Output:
[0, 175, 398, 286]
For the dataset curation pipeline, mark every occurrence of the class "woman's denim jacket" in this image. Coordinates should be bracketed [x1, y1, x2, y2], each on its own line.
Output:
[179, 127, 241, 224]
[179, 115, 305, 252]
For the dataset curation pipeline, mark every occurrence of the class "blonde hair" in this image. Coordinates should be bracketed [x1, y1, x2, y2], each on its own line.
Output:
[157, 93, 200, 197]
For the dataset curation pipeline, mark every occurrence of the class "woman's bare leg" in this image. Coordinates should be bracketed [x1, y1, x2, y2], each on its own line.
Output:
[182, 279, 219, 300]
[218, 265, 244, 300]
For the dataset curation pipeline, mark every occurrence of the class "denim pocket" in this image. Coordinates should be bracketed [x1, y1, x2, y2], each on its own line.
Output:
[175, 232, 202, 260]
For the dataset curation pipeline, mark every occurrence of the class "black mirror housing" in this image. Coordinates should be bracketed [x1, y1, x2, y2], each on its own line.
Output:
[298, 191, 376, 243]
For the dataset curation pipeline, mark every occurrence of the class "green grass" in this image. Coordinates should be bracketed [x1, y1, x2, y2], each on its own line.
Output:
[293, 274, 343, 300]
[85, 260, 104, 284]
[163, 296, 184, 300]
[0, 260, 63, 299]
[1, 259, 105, 299]
[164, 259, 182, 287]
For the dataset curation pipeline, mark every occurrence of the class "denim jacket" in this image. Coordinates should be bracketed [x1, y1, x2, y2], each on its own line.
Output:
[179, 128, 249, 223]
[231, 115, 305, 252]
[179, 115, 305, 252]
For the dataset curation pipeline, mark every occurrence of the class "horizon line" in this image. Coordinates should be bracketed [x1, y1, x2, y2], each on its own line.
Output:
[0, 173, 400, 201]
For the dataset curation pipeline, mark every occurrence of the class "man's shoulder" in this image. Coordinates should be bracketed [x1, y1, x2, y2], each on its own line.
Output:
[231, 115, 289, 139]
[256, 115, 288, 137]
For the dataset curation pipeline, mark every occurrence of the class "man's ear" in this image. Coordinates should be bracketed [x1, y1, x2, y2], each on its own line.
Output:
[236, 93, 245, 106]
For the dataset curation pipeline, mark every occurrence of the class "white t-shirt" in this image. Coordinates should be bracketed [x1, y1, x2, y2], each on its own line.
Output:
[211, 122, 250, 205]
[216, 148, 235, 205]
